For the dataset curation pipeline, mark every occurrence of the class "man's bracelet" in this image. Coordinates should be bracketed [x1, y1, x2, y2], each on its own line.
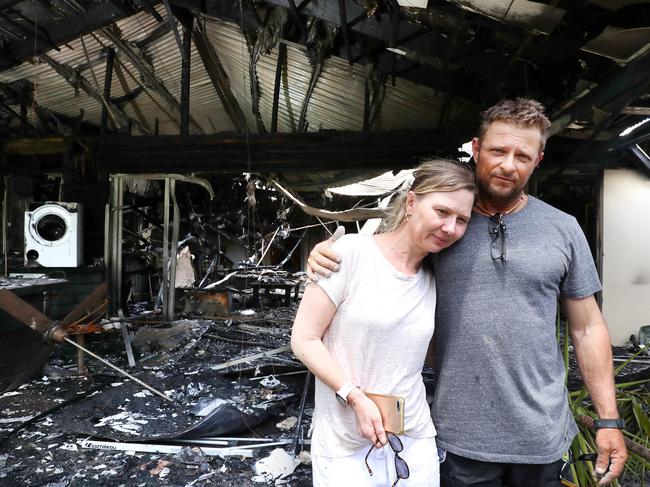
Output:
[593, 418, 625, 430]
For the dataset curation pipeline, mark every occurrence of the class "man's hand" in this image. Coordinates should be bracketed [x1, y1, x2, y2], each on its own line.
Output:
[306, 226, 345, 281]
[595, 428, 628, 485]
[348, 388, 387, 447]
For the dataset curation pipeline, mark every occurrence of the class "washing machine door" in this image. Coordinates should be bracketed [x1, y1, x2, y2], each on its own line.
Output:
[28, 204, 72, 247]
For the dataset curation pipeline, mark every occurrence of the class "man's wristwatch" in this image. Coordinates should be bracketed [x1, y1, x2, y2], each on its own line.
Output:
[335, 382, 358, 406]
[593, 418, 625, 430]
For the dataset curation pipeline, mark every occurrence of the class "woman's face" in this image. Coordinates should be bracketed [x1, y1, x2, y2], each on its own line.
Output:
[406, 189, 474, 253]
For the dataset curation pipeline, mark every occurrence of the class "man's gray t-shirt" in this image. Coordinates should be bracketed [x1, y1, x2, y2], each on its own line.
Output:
[431, 196, 601, 464]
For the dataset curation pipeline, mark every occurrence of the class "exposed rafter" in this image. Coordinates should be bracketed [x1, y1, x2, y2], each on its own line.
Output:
[99, 23, 205, 135]
[100, 48, 116, 134]
[0, 99, 39, 135]
[550, 50, 650, 136]
[0, 0, 154, 71]
[192, 19, 249, 133]
[113, 61, 151, 132]
[90, 129, 467, 173]
[40, 53, 149, 134]
[628, 144, 650, 177]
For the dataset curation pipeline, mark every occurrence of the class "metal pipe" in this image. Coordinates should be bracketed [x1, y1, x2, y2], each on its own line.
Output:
[111, 177, 118, 310]
[76, 333, 86, 373]
[116, 176, 124, 313]
[63, 337, 174, 403]
[2, 175, 7, 276]
[167, 179, 180, 320]
[107, 179, 113, 304]
[292, 371, 312, 454]
[180, 23, 191, 136]
[161, 178, 170, 320]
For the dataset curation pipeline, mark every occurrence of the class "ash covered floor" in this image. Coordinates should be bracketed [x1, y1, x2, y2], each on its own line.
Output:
[0, 297, 314, 486]
[1, 290, 649, 486]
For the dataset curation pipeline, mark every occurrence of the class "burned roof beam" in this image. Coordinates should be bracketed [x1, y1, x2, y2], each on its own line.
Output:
[0, 21, 22, 41]
[0, 9, 59, 52]
[628, 145, 650, 177]
[162, 0, 188, 63]
[550, 50, 650, 135]
[193, 20, 249, 133]
[113, 60, 151, 132]
[169, 0, 486, 102]
[246, 7, 289, 134]
[562, 74, 650, 167]
[286, 0, 307, 38]
[93, 130, 466, 173]
[106, 0, 135, 16]
[110, 86, 145, 106]
[170, 0, 260, 31]
[0, 81, 97, 136]
[0, 99, 39, 135]
[180, 20, 191, 136]
[337, 0, 352, 64]
[100, 48, 116, 135]
[41, 53, 149, 134]
[140, 0, 165, 22]
[297, 20, 337, 133]
[134, 21, 173, 50]
[73, 48, 110, 74]
[262, 0, 453, 62]
[100, 24, 205, 135]
[363, 68, 386, 130]
[270, 42, 287, 133]
[33, 104, 102, 136]
[0, 1, 160, 71]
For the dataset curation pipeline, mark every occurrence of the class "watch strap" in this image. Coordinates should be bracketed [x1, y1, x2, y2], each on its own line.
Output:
[335, 382, 357, 404]
[593, 418, 625, 430]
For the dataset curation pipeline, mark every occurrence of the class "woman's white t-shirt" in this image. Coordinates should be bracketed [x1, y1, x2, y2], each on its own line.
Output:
[311, 233, 437, 457]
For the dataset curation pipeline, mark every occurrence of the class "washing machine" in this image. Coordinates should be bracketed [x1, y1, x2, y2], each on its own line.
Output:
[24, 202, 83, 267]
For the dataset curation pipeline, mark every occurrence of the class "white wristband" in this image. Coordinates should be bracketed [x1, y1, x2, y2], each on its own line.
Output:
[335, 382, 357, 405]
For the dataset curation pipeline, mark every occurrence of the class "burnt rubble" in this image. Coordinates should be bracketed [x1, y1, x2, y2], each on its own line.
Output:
[0, 292, 314, 487]
[2, 287, 650, 486]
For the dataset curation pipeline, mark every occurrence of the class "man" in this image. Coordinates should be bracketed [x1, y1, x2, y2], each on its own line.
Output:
[307, 98, 627, 486]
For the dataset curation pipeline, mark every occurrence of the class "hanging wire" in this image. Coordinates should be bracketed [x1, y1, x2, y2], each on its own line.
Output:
[316, 216, 334, 236]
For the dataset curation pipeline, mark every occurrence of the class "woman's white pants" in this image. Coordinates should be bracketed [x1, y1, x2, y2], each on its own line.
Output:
[312, 436, 439, 486]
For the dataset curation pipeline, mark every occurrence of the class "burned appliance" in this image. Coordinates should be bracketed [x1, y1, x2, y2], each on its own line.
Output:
[24, 202, 83, 267]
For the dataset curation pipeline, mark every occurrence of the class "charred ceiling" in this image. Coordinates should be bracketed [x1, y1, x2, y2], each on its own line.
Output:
[0, 0, 647, 177]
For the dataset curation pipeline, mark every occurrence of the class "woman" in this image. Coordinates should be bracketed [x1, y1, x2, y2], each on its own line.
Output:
[291, 159, 476, 486]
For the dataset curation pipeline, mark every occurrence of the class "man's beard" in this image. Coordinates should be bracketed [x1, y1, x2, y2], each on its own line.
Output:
[477, 176, 524, 207]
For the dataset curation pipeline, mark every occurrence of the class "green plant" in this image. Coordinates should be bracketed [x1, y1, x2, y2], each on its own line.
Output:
[560, 317, 650, 486]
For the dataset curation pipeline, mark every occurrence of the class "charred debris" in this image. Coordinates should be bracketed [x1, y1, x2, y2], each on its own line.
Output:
[0, 171, 381, 486]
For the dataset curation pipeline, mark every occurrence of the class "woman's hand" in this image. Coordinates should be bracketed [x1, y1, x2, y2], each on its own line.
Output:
[348, 388, 387, 447]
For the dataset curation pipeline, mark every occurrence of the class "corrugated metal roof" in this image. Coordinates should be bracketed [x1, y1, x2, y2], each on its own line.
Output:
[207, 19, 476, 134]
[581, 27, 650, 64]
[0, 10, 476, 137]
[328, 170, 413, 196]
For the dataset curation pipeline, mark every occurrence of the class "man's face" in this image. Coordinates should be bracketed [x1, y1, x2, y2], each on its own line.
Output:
[472, 121, 544, 205]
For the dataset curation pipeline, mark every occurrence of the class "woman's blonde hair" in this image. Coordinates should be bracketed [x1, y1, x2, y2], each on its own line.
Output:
[380, 159, 476, 233]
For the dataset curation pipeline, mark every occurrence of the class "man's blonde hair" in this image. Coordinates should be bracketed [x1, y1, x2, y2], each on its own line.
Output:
[479, 98, 551, 150]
